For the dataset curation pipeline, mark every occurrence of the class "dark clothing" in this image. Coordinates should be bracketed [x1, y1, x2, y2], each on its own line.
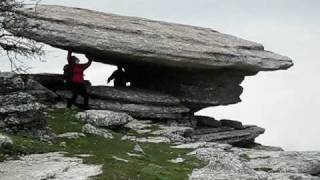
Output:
[66, 51, 92, 109]
[108, 69, 127, 87]
[67, 82, 89, 109]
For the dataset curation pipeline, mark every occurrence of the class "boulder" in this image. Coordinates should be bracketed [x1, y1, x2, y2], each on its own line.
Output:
[82, 123, 113, 139]
[0, 134, 13, 149]
[76, 110, 134, 128]
[11, 5, 292, 72]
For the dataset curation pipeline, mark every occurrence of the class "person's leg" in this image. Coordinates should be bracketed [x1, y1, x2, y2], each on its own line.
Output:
[67, 83, 79, 108]
[79, 84, 89, 109]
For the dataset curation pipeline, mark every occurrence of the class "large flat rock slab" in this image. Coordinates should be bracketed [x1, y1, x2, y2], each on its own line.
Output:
[10, 5, 293, 71]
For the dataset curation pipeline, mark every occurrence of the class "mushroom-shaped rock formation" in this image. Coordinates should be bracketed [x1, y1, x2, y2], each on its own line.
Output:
[7, 5, 293, 113]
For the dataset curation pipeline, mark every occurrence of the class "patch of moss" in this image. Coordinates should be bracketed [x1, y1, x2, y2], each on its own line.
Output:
[239, 153, 250, 161]
[48, 109, 205, 179]
[0, 152, 5, 162]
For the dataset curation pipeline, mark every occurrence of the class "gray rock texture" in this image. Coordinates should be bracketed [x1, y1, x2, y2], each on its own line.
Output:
[57, 132, 86, 139]
[0, 134, 13, 148]
[192, 126, 265, 146]
[195, 116, 221, 128]
[220, 119, 244, 130]
[0, 152, 102, 180]
[82, 123, 113, 139]
[6, 5, 293, 111]
[11, 5, 293, 72]
[0, 73, 55, 141]
[189, 146, 320, 180]
[76, 110, 134, 127]
[57, 86, 189, 120]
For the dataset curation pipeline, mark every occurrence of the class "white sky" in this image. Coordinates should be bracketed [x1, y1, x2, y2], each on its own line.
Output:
[1, 0, 320, 151]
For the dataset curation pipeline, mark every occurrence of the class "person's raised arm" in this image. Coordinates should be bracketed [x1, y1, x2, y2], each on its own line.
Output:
[83, 54, 93, 70]
[67, 49, 72, 64]
[107, 71, 116, 84]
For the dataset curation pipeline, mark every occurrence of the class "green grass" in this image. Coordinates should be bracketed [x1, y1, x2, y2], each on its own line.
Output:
[1, 108, 205, 180]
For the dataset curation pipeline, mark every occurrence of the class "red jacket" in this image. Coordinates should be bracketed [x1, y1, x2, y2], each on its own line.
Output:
[72, 64, 85, 83]
[67, 52, 92, 84]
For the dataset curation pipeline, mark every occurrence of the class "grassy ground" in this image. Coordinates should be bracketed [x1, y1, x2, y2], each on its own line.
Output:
[0, 109, 205, 180]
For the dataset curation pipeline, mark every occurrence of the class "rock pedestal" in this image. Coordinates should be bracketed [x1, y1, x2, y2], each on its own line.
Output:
[6, 5, 293, 113]
[3, 5, 294, 146]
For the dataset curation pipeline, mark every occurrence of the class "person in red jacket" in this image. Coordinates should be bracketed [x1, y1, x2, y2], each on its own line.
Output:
[66, 49, 92, 109]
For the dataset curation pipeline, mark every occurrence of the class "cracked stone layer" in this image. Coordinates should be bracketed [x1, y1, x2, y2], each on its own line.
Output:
[11, 5, 293, 71]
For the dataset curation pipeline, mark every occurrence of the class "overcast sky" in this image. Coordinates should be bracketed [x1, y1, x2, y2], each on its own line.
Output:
[1, 0, 319, 151]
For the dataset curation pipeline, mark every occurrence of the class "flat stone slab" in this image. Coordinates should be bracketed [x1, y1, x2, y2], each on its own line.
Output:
[189, 146, 320, 180]
[0, 152, 102, 180]
[11, 5, 293, 71]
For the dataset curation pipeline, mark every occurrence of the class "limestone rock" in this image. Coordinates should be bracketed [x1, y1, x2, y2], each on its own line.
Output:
[0, 152, 102, 180]
[82, 123, 113, 139]
[57, 88, 190, 120]
[12, 5, 293, 72]
[77, 110, 134, 127]
[172, 142, 232, 151]
[169, 158, 185, 164]
[151, 125, 194, 137]
[220, 119, 244, 130]
[89, 86, 182, 106]
[0, 73, 52, 140]
[189, 146, 320, 180]
[133, 144, 145, 154]
[121, 135, 171, 144]
[0, 134, 13, 148]
[195, 116, 221, 128]
[57, 132, 86, 139]
[124, 120, 153, 131]
[192, 126, 265, 146]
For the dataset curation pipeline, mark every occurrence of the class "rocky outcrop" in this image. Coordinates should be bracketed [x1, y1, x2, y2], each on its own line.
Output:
[76, 110, 134, 128]
[192, 126, 265, 146]
[12, 5, 292, 72]
[82, 123, 113, 139]
[59, 87, 190, 120]
[7, 5, 293, 111]
[0, 72, 56, 141]
[186, 144, 320, 179]
[0, 152, 102, 180]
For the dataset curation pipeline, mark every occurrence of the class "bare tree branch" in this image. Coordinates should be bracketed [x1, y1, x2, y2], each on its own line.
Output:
[0, 0, 44, 72]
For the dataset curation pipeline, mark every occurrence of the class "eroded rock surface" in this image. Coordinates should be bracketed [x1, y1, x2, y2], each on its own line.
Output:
[7, 5, 294, 110]
[77, 110, 134, 127]
[0, 73, 55, 141]
[188, 144, 320, 180]
[11, 5, 292, 71]
[82, 123, 113, 139]
[0, 134, 13, 148]
[0, 152, 102, 180]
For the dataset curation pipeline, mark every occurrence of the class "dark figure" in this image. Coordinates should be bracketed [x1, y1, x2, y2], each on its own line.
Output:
[107, 66, 128, 87]
[66, 49, 92, 109]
